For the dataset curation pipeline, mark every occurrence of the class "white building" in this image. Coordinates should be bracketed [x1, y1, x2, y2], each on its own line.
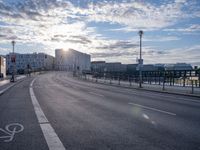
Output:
[55, 49, 91, 72]
[0, 56, 6, 78]
[6, 53, 54, 74]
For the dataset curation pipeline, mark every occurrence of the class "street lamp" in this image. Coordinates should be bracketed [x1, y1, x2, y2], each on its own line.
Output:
[11, 40, 16, 82]
[138, 30, 143, 88]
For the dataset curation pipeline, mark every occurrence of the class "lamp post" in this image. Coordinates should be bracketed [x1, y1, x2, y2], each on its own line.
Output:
[11, 40, 16, 82]
[138, 30, 143, 88]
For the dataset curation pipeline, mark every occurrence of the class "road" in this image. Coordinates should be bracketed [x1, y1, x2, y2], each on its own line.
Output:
[0, 71, 200, 150]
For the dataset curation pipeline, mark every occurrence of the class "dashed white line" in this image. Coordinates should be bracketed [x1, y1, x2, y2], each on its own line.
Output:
[89, 92, 104, 97]
[128, 102, 176, 116]
[30, 78, 66, 150]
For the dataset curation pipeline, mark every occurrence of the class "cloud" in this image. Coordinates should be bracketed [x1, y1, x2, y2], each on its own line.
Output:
[163, 24, 200, 32]
[144, 36, 181, 42]
[0, 0, 198, 45]
[143, 45, 200, 65]
[91, 49, 166, 59]
[91, 51, 136, 58]
[70, 35, 92, 44]
[0, 0, 200, 65]
[77, 0, 200, 30]
[96, 41, 138, 50]
[91, 42, 200, 66]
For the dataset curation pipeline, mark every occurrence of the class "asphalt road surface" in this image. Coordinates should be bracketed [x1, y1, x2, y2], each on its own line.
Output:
[0, 71, 200, 150]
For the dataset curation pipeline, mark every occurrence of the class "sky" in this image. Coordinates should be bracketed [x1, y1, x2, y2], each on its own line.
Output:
[0, 0, 200, 65]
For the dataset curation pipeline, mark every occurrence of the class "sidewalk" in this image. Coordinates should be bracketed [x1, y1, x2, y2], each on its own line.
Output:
[80, 75, 200, 98]
[0, 75, 27, 95]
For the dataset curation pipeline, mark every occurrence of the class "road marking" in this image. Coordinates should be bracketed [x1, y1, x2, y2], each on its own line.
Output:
[128, 102, 176, 116]
[29, 88, 48, 123]
[0, 123, 24, 142]
[40, 124, 65, 150]
[30, 78, 66, 150]
[0, 76, 27, 95]
[0, 84, 14, 95]
[89, 92, 104, 97]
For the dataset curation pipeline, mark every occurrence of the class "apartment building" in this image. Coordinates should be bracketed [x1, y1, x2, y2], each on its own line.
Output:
[6, 53, 54, 74]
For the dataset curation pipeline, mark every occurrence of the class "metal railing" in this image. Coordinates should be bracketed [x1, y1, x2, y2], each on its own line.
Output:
[79, 73, 200, 95]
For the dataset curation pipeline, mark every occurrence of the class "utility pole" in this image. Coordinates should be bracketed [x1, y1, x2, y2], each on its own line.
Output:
[138, 30, 143, 88]
[11, 40, 16, 82]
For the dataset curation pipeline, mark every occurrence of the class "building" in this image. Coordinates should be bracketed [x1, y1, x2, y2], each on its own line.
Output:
[154, 64, 165, 71]
[0, 56, 6, 78]
[127, 64, 164, 72]
[91, 61, 106, 73]
[6, 53, 54, 74]
[105, 62, 127, 72]
[91, 61, 127, 73]
[165, 63, 193, 71]
[91, 61, 193, 75]
[55, 49, 91, 72]
[91, 61, 127, 77]
[126, 64, 138, 73]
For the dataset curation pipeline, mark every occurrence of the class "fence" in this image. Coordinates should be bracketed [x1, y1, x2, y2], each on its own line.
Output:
[80, 70, 200, 95]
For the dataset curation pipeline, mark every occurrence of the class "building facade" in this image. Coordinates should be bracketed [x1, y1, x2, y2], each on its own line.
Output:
[0, 56, 6, 78]
[165, 63, 193, 71]
[91, 61, 127, 73]
[105, 62, 127, 72]
[91, 61, 194, 73]
[6, 53, 54, 74]
[55, 49, 91, 72]
[91, 61, 106, 73]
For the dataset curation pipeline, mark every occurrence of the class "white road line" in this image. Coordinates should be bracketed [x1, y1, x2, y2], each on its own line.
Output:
[29, 78, 66, 150]
[40, 124, 65, 150]
[29, 88, 49, 123]
[89, 92, 104, 97]
[128, 102, 176, 116]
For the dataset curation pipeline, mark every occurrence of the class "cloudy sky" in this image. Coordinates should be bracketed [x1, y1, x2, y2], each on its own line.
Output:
[0, 0, 200, 65]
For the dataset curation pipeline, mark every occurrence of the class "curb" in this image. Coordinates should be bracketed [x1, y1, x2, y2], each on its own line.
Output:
[79, 77, 200, 99]
[0, 77, 27, 96]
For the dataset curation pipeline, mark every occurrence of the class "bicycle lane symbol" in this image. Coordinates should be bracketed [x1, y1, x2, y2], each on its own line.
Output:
[0, 123, 24, 142]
